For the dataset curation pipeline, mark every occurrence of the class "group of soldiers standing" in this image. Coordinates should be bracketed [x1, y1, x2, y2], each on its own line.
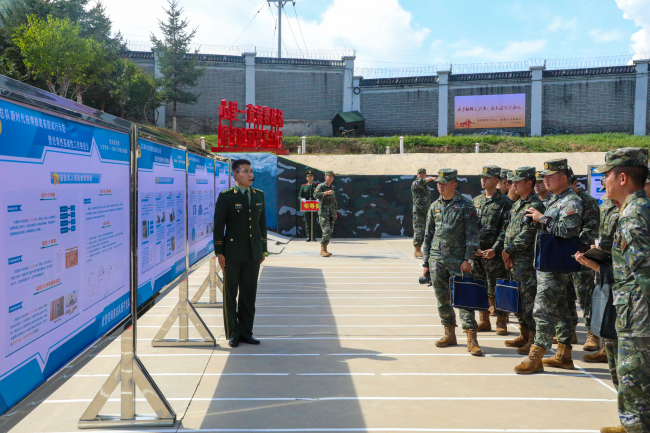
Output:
[298, 169, 338, 257]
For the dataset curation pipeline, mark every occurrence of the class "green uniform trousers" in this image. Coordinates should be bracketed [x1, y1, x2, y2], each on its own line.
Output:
[223, 259, 261, 340]
[413, 210, 427, 246]
[471, 256, 508, 317]
[617, 336, 650, 433]
[511, 257, 538, 331]
[430, 260, 478, 331]
[574, 269, 596, 331]
[320, 212, 336, 246]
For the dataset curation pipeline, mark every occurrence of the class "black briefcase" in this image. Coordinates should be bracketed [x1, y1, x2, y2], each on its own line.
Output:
[591, 263, 617, 340]
[534, 232, 581, 272]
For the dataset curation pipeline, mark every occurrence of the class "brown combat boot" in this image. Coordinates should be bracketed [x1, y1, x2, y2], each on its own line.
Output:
[584, 331, 600, 352]
[517, 330, 536, 355]
[477, 310, 491, 332]
[514, 344, 546, 374]
[320, 245, 332, 257]
[488, 296, 496, 317]
[496, 316, 508, 335]
[542, 343, 574, 369]
[600, 426, 626, 433]
[465, 329, 483, 356]
[414, 245, 423, 258]
[583, 344, 608, 363]
[436, 324, 457, 347]
[505, 324, 529, 347]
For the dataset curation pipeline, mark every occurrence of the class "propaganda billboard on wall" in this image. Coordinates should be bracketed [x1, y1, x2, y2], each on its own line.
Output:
[454, 94, 526, 129]
[0, 98, 131, 414]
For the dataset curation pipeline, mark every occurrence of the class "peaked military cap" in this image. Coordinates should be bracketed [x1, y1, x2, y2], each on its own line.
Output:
[540, 158, 569, 175]
[417, 168, 427, 174]
[511, 166, 536, 181]
[535, 171, 544, 181]
[500, 168, 512, 179]
[437, 168, 457, 183]
[324, 170, 335, 176]
[593, 147, 649, 174]
[481, 165, 501, 177]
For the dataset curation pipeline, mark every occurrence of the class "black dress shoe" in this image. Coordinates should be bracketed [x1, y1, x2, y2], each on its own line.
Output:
[306, 238, 311, 242]
[240, 335, 260, 345]
[229, 336, 239, 347]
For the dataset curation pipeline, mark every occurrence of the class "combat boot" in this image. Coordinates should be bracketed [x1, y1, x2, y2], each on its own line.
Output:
[496, 316, 508, 335]
[436, 324, 457, 347]
[583, 344, 608, 363]
[488, 296, 496, 317]
[600, 426, 626, 433]
[514, 344, 545, 374]
[465, 329, 483, 356]
[320, 245, 332, 257]
[505, 324, 529, 348]
[542, 343, 574, 370]
[583, 332, 600, 352]
[414, 245, 423, 258]
[518, 330, 536, 355]
[477, 310, 491, 332]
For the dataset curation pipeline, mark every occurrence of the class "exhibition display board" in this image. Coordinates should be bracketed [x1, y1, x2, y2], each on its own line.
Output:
[187, 152, 215, 267]
[215, 159, 230, 196]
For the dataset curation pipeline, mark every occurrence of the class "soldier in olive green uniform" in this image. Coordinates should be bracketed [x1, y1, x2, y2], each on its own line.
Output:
[315, 171, 337, 257]
[299, 170, 319, 242]
[214, 159, 267, 348]
[423, 169, 482, 356]
[412, 168, 436, 258]
[502, 167, 545, 355]
[472, 165, 512, 335]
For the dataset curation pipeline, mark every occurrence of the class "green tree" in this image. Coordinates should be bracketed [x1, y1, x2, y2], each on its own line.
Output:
[111, 59, 164, 123]
[150, 0, 204, 131]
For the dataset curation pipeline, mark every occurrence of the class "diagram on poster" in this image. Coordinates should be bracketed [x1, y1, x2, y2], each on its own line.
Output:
[137, 139, 187, 304]
[0, 98, 130, 414]
[215, 160, 230, 196]
[188, 153, 215, 266]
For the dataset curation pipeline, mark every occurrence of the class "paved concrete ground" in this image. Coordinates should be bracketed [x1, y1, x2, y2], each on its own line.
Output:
[5, 239, 619, 432]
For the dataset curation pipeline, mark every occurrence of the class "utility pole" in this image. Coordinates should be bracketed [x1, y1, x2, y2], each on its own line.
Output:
[268, 0, 290, 58]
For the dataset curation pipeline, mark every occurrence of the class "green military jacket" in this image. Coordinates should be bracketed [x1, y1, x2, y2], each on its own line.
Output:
[315, 182, 337, 216]
[504, 193, 545, 261]
[538, 188, 584, 239]
[599, 198, 619, 253]
[576, 189, 600, 252]
[473, 189, 512, 253]
[412, 178, 433, 215]
[299, 182, 319, 205]
[612, 190, 650, 337]
[423, 191, 479, 267]
[214, 186, 267, 262]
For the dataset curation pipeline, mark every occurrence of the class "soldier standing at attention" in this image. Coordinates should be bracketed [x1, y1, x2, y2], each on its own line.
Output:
[502, 167, 545, 355]
[514, 158, 584, 374]
[214, 159, 267, 348]
[412, 168, 436, 258]
[315, 171, 337, 257]
[472, 165, 512, 335]
[299, 170, 319, 242]
[577, 148, 650, 433]
[535, 171, 552, 205]
[422, 169, 482, 355]
[498, 169, 512, 198]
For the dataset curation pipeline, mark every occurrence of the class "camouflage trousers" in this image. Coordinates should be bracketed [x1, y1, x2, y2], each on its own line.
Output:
[566, 278, 579, 331]
[616, 336, 650, 433]
[319, 211, 336, 246]
[413, 210, 427, 246]
[533, 271, 574, 349]
[606, 338, 619, 388]
[574, 269, 596, 331]
[470, 256, 507, 317]
[429, 260, 478, 331]
[510, 257, 538, 331]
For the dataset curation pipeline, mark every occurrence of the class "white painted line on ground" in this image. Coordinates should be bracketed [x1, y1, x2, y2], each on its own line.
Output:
[70, 373, 290, 377]
[67, 371, 588, 378]
[95, 353, 321, 358]
[50, 429, 602, 432]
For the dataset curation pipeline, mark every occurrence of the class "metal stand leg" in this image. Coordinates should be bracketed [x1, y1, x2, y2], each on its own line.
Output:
[311, 212, 314, 241]
[78, 328, 176, 428]
[191, 256, 223, 308]
[152, 279, 216, 347]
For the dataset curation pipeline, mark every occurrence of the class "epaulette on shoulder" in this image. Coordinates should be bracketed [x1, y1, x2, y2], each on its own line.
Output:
[302, 183, 307, 186]
[220, 188, 234, 194]
[253, 187, 264, 194]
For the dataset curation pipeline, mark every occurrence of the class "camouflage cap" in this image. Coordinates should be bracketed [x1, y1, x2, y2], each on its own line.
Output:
[593, 147, 649, 174]
[417, 168, 427, 174]
[535, 171, 544, 182]
[567, 166, 577, 184]
[324, 170, 335, 176]
[511, 166, 536, 181]
[481, 165, 501, 177]
[306, 169, 315, 176]
[500, 168, 512, 179]
[540, 158, 569, 175]
[437, 168, 457, 183]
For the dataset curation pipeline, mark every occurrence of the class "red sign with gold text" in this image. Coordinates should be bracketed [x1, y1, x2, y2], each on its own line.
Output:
[301, 200, 319, 212]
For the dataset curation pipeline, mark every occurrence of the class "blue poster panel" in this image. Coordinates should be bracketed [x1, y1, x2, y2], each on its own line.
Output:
[215, 160, 230, 196]
[188, 153, 215, 266]
[0, 99, 131, 414]
[137, 139, 187, 306]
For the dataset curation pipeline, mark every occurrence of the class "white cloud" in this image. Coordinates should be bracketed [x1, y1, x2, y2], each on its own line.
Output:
[589, 28, 623, 42]
[453, 39, 547, 62]
[615, 0, 650, 58]
[547, 17, 577, 32]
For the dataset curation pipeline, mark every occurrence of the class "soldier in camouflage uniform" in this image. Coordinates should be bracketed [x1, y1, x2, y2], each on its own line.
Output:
[423, 169, 482, 356]
[587, 148, 650, 433]
[315, 171, 337, 257]
[498, 169, 512, 198]
[412, 168, 436, 258]
[535, 170, 553, 205]
[472, 165, 512, 335]
[502, 167, 545, 355]
[515, 158, 584, 374]
[299, 170, 319, 242]
[506, 171, 520, 202]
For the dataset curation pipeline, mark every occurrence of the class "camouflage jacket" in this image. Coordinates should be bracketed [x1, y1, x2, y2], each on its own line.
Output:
[576, 190, 600, 252]
[298, 182, 319, 205]
[612, 190, 650, 337]
[538, 192, 553, 207]
[423, 191, 480, 267]
[538, 188, 584, 239]
[315, 183, 337, 216]
[598, 198, 619, 253]
[473, 190, 512, 253]
[411, 178, 433, 214]
[504, 193, 546, 261]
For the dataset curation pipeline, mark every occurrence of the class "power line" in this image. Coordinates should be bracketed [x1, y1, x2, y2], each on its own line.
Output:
[282, 6, 304, 57]
[266, 2, 290, 57]
[292, 2, 309, 55]
[230, 2, 267, 48]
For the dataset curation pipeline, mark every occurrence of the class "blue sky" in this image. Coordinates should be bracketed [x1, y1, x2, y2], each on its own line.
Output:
[105, 0, 650, 70]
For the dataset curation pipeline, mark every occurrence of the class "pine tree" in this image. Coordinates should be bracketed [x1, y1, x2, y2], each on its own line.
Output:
[150, 0, 204, 131]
